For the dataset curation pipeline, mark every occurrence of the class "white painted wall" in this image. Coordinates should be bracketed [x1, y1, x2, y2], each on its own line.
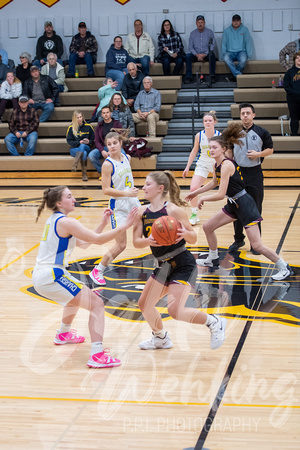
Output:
[0, 0, 299, 65]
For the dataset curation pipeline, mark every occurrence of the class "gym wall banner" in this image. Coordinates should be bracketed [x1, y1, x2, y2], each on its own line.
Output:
[0, 0, 61, 8]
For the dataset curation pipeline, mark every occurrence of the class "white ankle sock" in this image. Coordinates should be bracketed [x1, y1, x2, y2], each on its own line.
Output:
[91, 341, 103, 355]
[96, 263, 106, 272]
[154, 329, 166, 339]
[275, 258, 287, 270]
[208, 250, 218, 260]
[205, 314, 217, 327]
[59, 323, 71, 334]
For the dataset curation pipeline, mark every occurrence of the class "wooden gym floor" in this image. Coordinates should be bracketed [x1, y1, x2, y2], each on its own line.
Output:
[0, 181, 299, 450]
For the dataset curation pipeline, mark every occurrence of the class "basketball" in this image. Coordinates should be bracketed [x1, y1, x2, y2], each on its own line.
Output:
[151, 215, 180, 246]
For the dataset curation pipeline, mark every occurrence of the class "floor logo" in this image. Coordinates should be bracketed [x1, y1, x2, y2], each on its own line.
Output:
[22, 247, 299, 326]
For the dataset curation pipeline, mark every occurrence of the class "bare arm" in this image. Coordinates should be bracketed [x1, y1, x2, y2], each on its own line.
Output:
[185, 177, 218, 201]
[182, 133, 200, 178]
[76, 208, 112, 248]
[198, 161, 234, 208]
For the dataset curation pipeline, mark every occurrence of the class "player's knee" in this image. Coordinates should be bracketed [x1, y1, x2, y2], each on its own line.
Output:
[168, 303, 179, 320]
[202, 221, 210, 234]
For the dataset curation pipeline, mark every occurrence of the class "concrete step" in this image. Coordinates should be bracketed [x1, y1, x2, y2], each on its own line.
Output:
[0, 137, 163, 154]
[0, 154, 157, 173]
[1, 104, 173, 122]
[59, 89, 178, 105]
[231, 103, 289, 119]
[234, 88, 286, 103]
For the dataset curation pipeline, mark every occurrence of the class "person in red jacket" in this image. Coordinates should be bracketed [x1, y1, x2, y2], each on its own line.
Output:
[88, 106, 122, 173]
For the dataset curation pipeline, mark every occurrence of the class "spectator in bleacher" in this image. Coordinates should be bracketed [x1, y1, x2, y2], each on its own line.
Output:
[88, 106, 123, 173]
[124, 19, 155, 76]
[121, 62, 144, 109]
[184, 15, 216, 84]
[33, 21, 63, 69]
[16, 52, 32, 84]
[0, 55, 9, 86]
[4, 94, 39, 156]
[108, 92, 135, 138]
[66, 22, 98, 78]
[283, 51, 300, 136]
[22, 65, 59, 122]
[222, 14, 252, 81]
[228, 103, 273, 255]
[94, 77, 126, 122]
[66, 110, 95, 181]
[157, 19, 185, 76]
[0, 48, 9, 66]
[105, 36, 132, 90]
[133, 76, 161, 137]
[41, 52, 68, 106]
[0, 72, 22, 123]
[279, 38, 300, 71]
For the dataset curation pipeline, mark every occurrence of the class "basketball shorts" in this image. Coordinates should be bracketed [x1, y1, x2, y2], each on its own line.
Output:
[194, 156, 214, 178]
[223, 193, 263, 228]
[32, 266, 83, 306]
[109, 197, 141, 229]
[151, 250, 197, 288]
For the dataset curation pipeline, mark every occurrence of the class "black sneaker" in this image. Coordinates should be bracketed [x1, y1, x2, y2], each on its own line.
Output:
[184, 77, 193, 84]
[228, 240, 245, 253]
[66, 73, 75, 78]
[250, 247, 261, 255]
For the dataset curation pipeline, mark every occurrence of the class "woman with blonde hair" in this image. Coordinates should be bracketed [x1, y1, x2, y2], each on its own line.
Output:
[132, 170, 226, 351]
[66, 110, 95, 181]
[0, 71, 22, 122]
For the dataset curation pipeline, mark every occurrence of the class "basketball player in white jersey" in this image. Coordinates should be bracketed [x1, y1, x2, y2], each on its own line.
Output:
[32, 185, 137, 368]
[182, 111, 221, 225]
[89, 132, 140, 285]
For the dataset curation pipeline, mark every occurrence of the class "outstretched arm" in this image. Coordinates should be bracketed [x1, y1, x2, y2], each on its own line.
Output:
[182, 133, 200, 178]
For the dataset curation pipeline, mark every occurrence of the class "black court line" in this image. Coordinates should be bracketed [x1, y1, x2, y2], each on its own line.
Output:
[191, 193, 300, 450]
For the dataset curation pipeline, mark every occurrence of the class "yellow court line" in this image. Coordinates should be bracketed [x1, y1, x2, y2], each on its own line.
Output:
[0, 244, 40, 272]
[1, 396, 299, 409]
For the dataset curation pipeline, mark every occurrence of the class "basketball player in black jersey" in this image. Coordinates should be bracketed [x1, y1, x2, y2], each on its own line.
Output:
[133, 170, 227, 351]
[185, 124, 293, 282]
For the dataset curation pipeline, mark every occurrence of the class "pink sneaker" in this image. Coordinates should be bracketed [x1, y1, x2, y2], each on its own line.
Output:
[87, 349, 121, 368]
[89, 267, 106, 286]
[53, 329, 85, 345]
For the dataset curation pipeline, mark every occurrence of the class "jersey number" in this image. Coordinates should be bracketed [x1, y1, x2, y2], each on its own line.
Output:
[145, 225, 152, 237]
[125, 176, 132, 188]
[41, 224, 50, 241]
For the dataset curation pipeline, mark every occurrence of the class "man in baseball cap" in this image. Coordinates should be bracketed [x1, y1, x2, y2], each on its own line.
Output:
[66, 22, 98, 77]
[33, 20, 63, 69]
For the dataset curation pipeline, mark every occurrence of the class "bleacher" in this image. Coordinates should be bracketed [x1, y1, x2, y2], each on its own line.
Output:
[0, 63, 180, 179]
[0, 60, 299, 181]
[230, 63, 300, 175]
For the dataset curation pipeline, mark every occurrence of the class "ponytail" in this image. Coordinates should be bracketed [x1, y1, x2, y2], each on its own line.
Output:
[36, 186, 67, 222]
[148, 171, 187, 207]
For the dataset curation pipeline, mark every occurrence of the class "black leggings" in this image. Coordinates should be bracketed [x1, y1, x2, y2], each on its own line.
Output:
[287, 99, 300, 136]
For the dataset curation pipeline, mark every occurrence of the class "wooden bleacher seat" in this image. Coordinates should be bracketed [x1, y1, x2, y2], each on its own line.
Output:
[231, 103, 289, 119]
[228, 120, 290, 136]
[236, 74, 286, 88]
[234, 88, 286, 103]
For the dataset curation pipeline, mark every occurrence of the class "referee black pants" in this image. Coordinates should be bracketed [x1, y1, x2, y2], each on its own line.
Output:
[233, 165, 264, 242]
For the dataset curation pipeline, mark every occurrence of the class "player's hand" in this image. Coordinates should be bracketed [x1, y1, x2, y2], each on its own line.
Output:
[185, 191, 197, 202]
[127, 187, 139, 197]
[175, 223, 186, 243]
[147, 235, 160, 247]
[101, 150, 109, 159]
[124, 207, 138, 228]
[101, 208, 112, 226]
[198, 197, 205, 209]
[182, 167, 189, 179]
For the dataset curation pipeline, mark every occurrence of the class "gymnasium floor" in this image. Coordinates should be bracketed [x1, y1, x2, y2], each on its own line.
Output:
[0, 183, 299, 450]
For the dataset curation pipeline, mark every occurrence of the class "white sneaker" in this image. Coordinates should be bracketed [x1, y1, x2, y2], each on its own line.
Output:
[207, 315, 227, 350]
[139, 331, 173, 350]
[196, 257, 219, 268]
[189, 213, 200, 226]
[271, 264, 293, 281]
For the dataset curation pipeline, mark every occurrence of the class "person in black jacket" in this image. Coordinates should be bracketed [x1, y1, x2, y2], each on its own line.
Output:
[66, 22, 98, 77]
[16, 52, 32, 84]
[283, 51, 300, 136]
[66, 109, 95, 181]
[22, 66, 59, 122]
[32, 21, 63, 69]
[121, 62, 144, 109]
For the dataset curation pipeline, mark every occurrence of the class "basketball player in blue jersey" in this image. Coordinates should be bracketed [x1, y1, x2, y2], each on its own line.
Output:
[89, 132, 140, 286]
[32, 185, 137, 368]
[133, 171, 227, 351]
[185, 124, 293, 281]
[182, 111, 221, 225]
